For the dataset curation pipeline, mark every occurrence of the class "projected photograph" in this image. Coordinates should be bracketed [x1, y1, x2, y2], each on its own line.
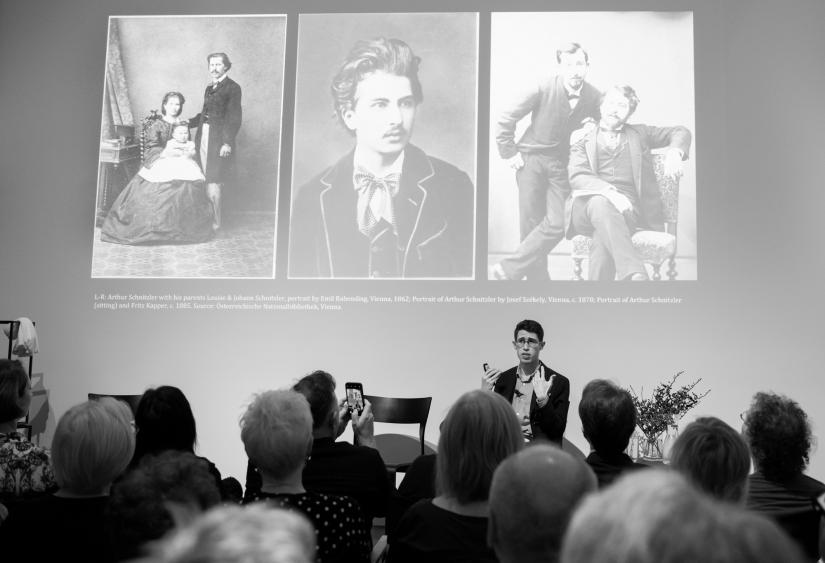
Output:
[488, 12, 696, 281]
[288, 13, 478, 280]
[90, 15, 286, 279]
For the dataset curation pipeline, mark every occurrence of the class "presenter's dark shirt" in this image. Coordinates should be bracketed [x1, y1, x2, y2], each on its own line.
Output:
[389, 499, 497, 563]
[747, 471, 825, 561]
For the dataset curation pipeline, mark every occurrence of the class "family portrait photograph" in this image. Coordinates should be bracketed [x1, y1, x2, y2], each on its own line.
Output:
[90, 15, 287, 279]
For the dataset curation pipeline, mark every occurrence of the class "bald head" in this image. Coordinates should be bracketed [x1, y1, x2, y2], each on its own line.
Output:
[488, 444, 596, 563]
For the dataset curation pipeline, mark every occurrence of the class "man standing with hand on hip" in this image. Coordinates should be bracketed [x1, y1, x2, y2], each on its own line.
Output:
[483, 319, 570, 444]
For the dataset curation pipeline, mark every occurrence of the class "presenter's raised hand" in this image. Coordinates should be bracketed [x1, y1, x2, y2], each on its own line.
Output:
[352, 399, 376, 449]
[532, 376, 550, 408]
[483, 367, 502, 390]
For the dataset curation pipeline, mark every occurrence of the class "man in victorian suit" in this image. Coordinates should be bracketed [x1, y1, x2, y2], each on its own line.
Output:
[192, 52, 242, 230]
[567, 84, 691, 281]
[491, 42, 601, 280]
[288, 37, 473, 279]
[483, 319, 570, 444]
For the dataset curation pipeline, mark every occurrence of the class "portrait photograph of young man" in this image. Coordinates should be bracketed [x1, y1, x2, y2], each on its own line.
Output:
[288, 13, 478, 280]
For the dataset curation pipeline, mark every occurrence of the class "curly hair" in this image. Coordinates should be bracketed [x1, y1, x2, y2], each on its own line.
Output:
[330, 37, 422, 129]
[743, 392, 811, 481]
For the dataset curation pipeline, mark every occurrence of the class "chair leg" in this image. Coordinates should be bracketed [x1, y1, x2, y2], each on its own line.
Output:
[667, 257, 678, 280]
[573, 257, 585, 280]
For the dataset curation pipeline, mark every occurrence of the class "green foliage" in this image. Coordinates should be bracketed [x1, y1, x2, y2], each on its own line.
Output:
[628, 371, 710, 443]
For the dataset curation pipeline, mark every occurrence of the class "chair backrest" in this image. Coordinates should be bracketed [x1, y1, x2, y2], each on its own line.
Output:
[652, 152, 681, 234]
[87, 393, 142, 415]
[140, 110, 162, 163]
[364, 395, 432, 457]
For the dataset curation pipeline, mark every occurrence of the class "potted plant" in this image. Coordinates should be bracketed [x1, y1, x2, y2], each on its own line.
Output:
[628, 372, 709, 460]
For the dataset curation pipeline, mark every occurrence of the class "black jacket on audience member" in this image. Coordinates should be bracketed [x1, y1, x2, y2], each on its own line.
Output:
[585, 451, 648, 489]
[244, 437, 390, 521]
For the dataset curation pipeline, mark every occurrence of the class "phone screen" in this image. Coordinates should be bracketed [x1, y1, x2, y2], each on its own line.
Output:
[345, 383, 364, 414]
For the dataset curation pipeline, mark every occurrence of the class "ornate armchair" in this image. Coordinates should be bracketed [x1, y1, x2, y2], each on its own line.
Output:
[139, 110, 162, 163]
[571, 152, 681, 280]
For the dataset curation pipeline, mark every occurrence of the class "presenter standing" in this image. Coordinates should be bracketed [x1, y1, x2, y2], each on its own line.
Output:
[483, 319, 570, 444]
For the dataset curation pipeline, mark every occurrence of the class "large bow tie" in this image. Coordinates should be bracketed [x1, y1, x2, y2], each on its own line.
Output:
[353, 168, 401, 238]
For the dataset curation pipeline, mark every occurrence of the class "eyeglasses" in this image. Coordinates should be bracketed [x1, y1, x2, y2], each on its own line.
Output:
[514, 338, 541, 348]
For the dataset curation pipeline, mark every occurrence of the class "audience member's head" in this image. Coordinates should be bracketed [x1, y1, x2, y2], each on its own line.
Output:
[0, 359, 30, 426]
[133, 386, 197, 464]
[578, 379, 637, 455]
[51, 397, 135, 495]
[742, 392, 812, 482]
[241, 390, 313, 481]
[107, 450, 221, 561]
[561, 470, 805, 563]
[144, 503, 316, 563]
[436, 390, 523, 505]
[670, 416, 750, 502]
[292, 370, 338, 434]
[488, 444, 596, 563]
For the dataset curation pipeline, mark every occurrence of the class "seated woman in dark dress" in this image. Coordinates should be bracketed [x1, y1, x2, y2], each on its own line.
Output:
[101, 91, 213, 245]
[389, 390, 524, 563]
[241, 389, 371, 563]
[743, 392, 825, 562]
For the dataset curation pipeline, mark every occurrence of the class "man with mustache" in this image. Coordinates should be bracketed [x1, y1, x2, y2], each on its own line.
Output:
[192, 52, 242, 230]
[566, 84, 691, 280]
[491, 42, 601, 280]
[288, 37, 474, 278]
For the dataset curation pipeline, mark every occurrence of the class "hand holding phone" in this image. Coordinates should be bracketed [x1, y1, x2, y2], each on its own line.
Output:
[482, 363, 501, 390]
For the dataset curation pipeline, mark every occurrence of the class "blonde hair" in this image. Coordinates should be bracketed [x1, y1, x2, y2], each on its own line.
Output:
[436, 390, 524, 504]
[147, 504, 315, 563]
[52, 397, 135, 494]
[240, 390, 313, 479]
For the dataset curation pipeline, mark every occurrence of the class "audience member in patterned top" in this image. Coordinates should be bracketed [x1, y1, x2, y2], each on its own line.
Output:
[488, 443, 596, 563]
[670, 416, 750, 503]
[0, 397, 136, 562]
[389, 390, 524, 563]
[241, 389, 371, 563]
[561, 470, 806, 563]
[578, 379, 646, 488]
[143, 503, 316, 563]
[0, 358, 56, 500]
[743, 392, 825, 561]
[245, 370, 389, 523]
[106, 450, 221, 561]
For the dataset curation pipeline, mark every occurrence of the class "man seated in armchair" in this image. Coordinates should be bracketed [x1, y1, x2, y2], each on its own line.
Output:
[566, 84, 691, 280]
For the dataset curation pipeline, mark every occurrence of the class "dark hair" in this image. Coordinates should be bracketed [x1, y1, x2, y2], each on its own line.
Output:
[133, 386, 197, 465]
[207, 52, 232, 70]
[556, 42, 589, 64]
[579, 379, 637, 455]
[331, 37, 423, 129]
[293, 370, 337, 431]
[670, 417, 750, 503]
[603, 84, 640, 116]
[161, 91, 185, 116]
[743, 392, 811, 481]
[0, 359, 28, 422]
[514, 319, 544, 342]
[107, 450, 221, 561]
